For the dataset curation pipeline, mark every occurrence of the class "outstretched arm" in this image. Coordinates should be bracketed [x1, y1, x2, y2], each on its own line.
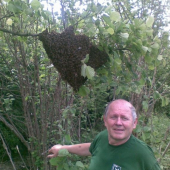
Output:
[47, 143, 91, 158]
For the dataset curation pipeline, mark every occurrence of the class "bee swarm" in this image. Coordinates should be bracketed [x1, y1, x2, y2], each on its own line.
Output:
[39, 26, 109, 91]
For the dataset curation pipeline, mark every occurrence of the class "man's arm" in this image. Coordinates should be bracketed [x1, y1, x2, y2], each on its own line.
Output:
[47, 143, 91, 158]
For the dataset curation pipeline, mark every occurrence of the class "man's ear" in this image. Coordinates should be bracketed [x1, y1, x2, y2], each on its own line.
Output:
[133, 118, 138, 129]
[103, 115, 107, 126]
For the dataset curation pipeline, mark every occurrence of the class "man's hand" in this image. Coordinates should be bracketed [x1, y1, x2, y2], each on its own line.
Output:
[47, 143, 91, 158]
[47, 144, 63, 158]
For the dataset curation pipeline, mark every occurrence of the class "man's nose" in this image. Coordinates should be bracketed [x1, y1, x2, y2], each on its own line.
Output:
[115, 117, 122, 125]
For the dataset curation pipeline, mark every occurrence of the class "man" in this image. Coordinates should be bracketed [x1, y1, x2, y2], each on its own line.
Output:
[48, 99, 161, 170]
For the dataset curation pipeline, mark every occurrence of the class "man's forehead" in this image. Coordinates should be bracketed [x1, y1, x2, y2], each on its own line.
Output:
[111, 100, 132, 109]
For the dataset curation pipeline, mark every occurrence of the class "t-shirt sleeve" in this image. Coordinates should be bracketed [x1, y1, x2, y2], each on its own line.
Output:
[89, 130, 105, 155]
[151, 162, 161, 170]
[89, 134, 99, 154]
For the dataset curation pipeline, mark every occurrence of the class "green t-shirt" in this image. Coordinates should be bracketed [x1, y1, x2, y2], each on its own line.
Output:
[89, 130, 161, 170]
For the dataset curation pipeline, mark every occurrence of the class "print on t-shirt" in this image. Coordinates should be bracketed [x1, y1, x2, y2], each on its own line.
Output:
[111, 164, 121, 170]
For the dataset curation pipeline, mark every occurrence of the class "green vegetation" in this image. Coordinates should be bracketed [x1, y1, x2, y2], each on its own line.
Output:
[0, 0, 170, 169]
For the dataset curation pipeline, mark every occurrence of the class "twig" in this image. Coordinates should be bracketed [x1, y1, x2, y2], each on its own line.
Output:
[16, 145, 29, 170]
[0, 27, 39, 37]
[0, 132, 17, 170]
[158, 141, 170, 163]
[162, 141, 170, 158]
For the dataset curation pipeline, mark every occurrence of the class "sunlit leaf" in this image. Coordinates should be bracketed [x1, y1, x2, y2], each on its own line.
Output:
[151, 43, 159, 49]
[30, 0, 41, 10]
[120, 33, 129, 39]
[58, 149, 69, 157]
[107, 28, 114, 35]
[148, 65, 155, 70]
[146, 16, 154, 27]
[81, 64, 86, 78]
[86, 66, 95, 79]
[115, 58, 122, 65]
[142, 46, 148, 52]
[76, 161, 84, 168]
[157, 55, 163, 60]
[81, 54, 89, 63]
[153, 91, 160, 99]
[6, 18, 13, 26]
[110, 12, 121, 21]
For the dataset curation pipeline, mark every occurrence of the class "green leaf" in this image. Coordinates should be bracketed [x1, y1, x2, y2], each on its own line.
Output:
[110, 12, 121, 22]
[63, 163, 69, 170]
[143, 126, 151, 132]
[95, 19, 100, 26]
[86, 66, 95, 79]
[151, 43, 159, 49]
[102, 14, 111, 25]
[7, 4, 16, 13]
[58, 149, 69, 157]
[148, 65, 155, 70]
[49, 157, 58, 166]
[161, 97, 166, 107]
[81, 54, 89, 63]
[76, 161, 84, 168]
[165, 97, 169, 105]
[153, 91, 160, 99]
[139, 78, 145, 85]
[142, 46, 148, 52]
[64, 134, 71, 144]
[78, 86, 90, 96]
[115, 58, 122, 65]
[49, 156, 66, 167]
[144, 55, 152, 63]
[142, 101, 148, 111]
[142, 132, 146, 141]
[81, 64, 86, 78]
[146, 16, 154, 27]
[30, 0, 41, 10]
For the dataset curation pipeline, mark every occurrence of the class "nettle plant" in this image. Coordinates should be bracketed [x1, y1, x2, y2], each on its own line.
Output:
[49, 149, 89, 170]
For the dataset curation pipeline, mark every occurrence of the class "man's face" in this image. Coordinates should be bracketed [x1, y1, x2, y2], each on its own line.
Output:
[104, 100, 137, 145]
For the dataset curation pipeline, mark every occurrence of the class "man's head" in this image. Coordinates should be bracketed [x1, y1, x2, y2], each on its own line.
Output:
[104, 99, 138, 146]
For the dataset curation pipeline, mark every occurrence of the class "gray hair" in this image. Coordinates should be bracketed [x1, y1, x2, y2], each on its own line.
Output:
[104, 101, 137, 121]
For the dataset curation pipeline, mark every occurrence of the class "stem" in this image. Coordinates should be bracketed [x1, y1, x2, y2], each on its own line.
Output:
[0, 27, 39, 36]
[16, 145, 29, 170]
[0, 133, 17, 170]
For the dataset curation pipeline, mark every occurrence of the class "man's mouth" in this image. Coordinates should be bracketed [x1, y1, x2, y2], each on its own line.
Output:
[114, 129, 124, 132]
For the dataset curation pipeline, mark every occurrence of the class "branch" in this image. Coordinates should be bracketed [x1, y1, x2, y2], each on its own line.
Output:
[0, 14, 14, 20]
[0, 115, 30, 150]
[162, 141, 170, 157]
[0, 132, 17, 170]
[0, 27, 39, 37]
[158, 141, 170, 163]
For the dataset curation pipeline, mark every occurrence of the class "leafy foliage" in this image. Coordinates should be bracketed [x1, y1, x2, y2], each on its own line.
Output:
[0, 0, 170, 169]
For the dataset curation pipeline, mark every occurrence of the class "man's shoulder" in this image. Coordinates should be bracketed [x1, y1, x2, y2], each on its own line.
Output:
[130, 135, 155, 155]
[95, 129, 108, 140]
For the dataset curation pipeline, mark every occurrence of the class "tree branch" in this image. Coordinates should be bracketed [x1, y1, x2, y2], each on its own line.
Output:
[0, 115, 30, 150]
[0, 132, 17, 170]
[0, 27, 39, 37]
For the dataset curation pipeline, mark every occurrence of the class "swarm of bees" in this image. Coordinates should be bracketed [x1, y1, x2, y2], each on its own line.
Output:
[39, 26, 109, 91]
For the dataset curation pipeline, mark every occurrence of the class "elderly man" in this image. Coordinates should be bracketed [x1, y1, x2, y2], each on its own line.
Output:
[48, 99, 161, 170]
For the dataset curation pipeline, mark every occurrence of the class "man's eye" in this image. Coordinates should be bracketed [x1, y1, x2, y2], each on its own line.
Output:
[111, 116, 117, 119]
[122, 117, 128, 120]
